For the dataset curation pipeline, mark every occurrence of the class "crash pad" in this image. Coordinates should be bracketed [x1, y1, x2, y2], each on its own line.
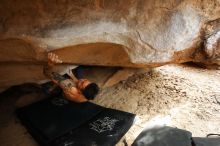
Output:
[16, 96, 135, 146]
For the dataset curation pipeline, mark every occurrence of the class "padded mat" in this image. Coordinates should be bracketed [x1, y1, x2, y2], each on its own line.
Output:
[52, 108, 135, 146]
[16, 96, 135, 146]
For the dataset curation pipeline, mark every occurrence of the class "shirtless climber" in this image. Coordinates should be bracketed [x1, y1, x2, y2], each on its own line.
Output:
[44, 53, 99, 103]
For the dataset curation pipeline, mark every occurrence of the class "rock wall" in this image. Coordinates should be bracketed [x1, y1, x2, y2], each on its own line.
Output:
[0, 0, 219, 91]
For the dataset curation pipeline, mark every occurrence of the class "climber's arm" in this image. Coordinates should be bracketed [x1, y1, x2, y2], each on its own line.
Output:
[43, 53, 88, 102]
[43, 52, 63, 81]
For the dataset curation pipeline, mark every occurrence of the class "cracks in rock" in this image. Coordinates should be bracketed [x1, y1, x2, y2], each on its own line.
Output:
[204, 18, 220, 38]
[136, 30, 157, 55]
[214, 94, 220, 105]
[155, 6, 174, 12]
[206, 17, 220, 24]
[199, 18, 220, 61]
[205, 29, 220, 39]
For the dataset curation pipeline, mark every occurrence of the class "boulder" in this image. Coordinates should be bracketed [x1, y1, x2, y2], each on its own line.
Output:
[0, 0, 219, 90]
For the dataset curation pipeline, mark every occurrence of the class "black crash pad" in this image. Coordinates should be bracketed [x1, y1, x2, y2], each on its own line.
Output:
[132, 126, 192, 146]
[16, 96, 135, 146]
[192, 137, 220, 146]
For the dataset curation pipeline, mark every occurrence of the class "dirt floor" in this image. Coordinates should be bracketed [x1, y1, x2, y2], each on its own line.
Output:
[0, 64, 220, 146]
[93, 64, 220, 145]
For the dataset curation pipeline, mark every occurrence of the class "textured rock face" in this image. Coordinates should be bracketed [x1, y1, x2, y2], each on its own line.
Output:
[0, 0, 219, 90]
[203, 19, 220, 65]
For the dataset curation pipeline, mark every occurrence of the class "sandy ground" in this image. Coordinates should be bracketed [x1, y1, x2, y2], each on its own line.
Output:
[93, 64, 220, 145]
[0, 64, 220, 146]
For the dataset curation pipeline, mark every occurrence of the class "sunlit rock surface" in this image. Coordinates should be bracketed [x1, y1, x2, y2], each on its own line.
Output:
[0, 0, 219, 91]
